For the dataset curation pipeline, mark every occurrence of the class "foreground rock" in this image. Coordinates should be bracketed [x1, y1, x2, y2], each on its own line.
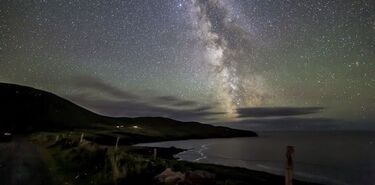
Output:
[155, 168, 216, 185]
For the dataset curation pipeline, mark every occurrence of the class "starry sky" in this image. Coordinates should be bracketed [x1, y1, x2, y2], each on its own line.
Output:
[0, 0, 374, 129]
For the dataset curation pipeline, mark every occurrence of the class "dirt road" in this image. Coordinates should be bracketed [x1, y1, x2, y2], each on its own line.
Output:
[0, 138, 56, 185]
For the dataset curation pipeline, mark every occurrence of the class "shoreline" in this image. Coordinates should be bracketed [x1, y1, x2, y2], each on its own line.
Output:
[130, 145, 324, 185]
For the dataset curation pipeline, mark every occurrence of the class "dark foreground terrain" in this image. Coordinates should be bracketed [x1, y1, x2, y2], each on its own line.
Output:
[0, 129, 324, 185]
[0, 138, 56, 185]
[0, 134, 322, 185]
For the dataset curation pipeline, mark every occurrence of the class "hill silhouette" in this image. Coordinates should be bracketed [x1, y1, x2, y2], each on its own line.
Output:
[0, 82, 108, 133]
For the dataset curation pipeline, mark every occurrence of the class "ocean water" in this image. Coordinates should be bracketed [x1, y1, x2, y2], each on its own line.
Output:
[136, 131, 375, 185]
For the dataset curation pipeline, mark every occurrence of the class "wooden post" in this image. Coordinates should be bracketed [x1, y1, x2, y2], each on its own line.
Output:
[115, 136, 120, 151]
[285, 146, 295, 185]
[80, 133, 85, 144]
[55, 135, 59, 142]
[153, 148, 157, 159]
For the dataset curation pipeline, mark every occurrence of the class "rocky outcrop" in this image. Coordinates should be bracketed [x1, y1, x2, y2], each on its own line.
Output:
[155, 168, 216, 185]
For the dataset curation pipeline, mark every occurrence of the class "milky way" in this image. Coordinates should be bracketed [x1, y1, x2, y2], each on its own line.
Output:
[0, 0, 374, 124]
[188, 0, 267, 117]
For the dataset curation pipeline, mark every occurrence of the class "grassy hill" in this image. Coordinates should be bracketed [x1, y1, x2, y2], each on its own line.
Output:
[0, 82, 257, 142]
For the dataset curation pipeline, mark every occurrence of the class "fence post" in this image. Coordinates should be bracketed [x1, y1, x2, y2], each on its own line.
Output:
[285, 146, 294, 185]
[55, 135, 59, 142]
[153, 148, 157, 159]
[115, 136, 120, 151]
[80, 133, 85, 144]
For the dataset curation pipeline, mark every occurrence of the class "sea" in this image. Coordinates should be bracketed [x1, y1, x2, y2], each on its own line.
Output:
[136, 131, 375, 185]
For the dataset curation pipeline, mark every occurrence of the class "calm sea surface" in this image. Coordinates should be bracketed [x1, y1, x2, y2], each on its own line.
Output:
[136, 131, 375, 185]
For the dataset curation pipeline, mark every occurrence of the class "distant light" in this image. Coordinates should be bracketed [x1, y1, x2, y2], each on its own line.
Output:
[132, 125, 139, 129]
[4, 132, 11, 136]
[116, 125, 125, 129]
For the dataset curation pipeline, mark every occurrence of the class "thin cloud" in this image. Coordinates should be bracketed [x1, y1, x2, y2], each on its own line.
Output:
[68, 94, 223, 121]
[215, 117, 345, 131]
[66, 77, 223, 121]
[72, 76, 138, 100]
[236, 107, 324, 118]
[154, 96, 199, 107]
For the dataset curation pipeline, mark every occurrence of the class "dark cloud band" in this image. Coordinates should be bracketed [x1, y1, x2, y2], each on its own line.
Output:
[236, 107, 324, 118]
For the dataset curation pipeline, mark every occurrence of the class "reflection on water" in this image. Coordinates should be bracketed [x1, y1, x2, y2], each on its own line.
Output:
[136, 131, 375, 185]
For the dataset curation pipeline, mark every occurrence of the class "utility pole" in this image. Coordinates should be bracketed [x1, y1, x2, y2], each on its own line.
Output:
[285, 146, 295, 185]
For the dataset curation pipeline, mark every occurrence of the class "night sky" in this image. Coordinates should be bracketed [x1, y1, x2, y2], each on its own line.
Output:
[0, 0, 374, 129]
